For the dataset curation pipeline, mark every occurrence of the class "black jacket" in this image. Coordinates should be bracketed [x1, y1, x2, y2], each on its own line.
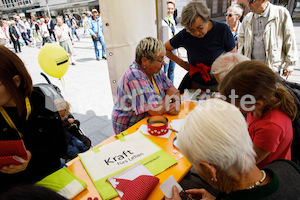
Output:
[0, 86, 67, 194]
[8, 25, 19, 41]
[216, 159, 300, 200]
[48, 20, 55, 31]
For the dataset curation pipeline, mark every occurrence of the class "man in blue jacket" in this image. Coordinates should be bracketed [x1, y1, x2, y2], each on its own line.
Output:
[88, 9, 106, 61]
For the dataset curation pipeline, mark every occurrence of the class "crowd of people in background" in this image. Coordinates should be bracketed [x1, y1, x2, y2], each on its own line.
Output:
[0, 0, 300, 199]
[0, 9, 106, 62]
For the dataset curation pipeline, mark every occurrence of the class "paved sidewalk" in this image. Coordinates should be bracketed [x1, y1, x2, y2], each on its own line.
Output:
[11, 30, 115, 146]
[10, 22, 300, 146]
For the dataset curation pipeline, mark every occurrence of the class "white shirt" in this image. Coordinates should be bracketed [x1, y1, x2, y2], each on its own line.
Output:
[17, 20, 26, 33]
[24, 21, 31, 30]
[251, 2, 270, 62]
[55, 24, 70, 42]
[41, 23, 50, 37]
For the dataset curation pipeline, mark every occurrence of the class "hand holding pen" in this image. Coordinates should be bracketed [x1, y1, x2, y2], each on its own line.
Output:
[165, 186, 216, 200]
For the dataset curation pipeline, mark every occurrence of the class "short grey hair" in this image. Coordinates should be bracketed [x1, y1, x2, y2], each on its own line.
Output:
[211, 52, 250, 83]
[181, 1, 210, 30]
[177, 99, 256, 176]
[227, 4, 243, 16]
[135, 37, 165, 66]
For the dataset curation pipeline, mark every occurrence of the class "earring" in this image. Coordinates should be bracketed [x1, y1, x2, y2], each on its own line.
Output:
[211, 178, 214, 182]
[143, 66, 146, 69]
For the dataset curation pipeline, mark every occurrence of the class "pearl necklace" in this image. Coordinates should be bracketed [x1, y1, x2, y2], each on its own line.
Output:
[247, 170, 266, 190]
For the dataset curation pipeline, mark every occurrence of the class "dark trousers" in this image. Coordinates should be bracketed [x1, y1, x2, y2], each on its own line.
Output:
[11, 38, 21, 53]
[26, 29, 31, 39]
[48, 29, 57, 42]
[178, 72, 218, 94]
[42, 36, 51, 46]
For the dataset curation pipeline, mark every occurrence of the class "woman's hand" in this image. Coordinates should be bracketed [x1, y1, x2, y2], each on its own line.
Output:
[68, 118, 75, 124]
[0, 150, 32, 174]
[166, 86, 180, 97]
[185, 188, 216, 200]
[165, 186, 182, 200]
[165, 102, 179, 115]
[165, 186, 216, 200]
[165, 87, 180, 115]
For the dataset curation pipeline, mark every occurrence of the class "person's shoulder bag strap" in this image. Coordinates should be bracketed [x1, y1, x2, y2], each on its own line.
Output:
[0, 97, 31, 138]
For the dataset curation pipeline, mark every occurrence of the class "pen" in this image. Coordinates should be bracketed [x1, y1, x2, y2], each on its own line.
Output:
[181, 190, 194, 200]
[168, 127, 178, 133]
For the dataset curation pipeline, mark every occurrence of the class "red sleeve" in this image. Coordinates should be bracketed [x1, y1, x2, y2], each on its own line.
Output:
[252, 122, 284, 153]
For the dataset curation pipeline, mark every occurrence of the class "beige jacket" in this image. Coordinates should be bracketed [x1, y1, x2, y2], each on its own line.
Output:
[238, 3, 298, 71]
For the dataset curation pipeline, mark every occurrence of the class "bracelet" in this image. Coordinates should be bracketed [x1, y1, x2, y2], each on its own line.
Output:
[169, 98, 181, 103]
[169, 98, 175, 103]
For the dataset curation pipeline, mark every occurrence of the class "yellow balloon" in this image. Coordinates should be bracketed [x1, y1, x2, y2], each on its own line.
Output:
[38, 44, 69, 78]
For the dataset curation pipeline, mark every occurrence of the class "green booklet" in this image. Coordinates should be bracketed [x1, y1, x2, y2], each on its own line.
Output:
[36, 167, 87, 199]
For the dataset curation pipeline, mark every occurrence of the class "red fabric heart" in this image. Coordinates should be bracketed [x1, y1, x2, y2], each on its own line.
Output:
[0, 140, 28, 168]
[115, 175, 159, 200]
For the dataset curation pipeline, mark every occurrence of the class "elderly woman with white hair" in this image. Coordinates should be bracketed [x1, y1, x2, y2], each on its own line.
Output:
[166, 99, 300, 200]
[39, 18, 51, 46]
[211, 52, 249, 83]
[225, 4, 243, 43]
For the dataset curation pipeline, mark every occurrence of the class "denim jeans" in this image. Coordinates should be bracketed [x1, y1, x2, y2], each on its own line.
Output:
[26, 29, 31, 38]
[93, 35, 106, 59]
[71, 27, 80, 40]
[164, 50, 177, 83]
[21, 32, 31, 45]
[67, 136, 88, 158]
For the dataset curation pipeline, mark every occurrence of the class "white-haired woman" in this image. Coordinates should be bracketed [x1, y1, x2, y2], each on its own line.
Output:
[39, 18, 51, 46]
[112, 37, 180, 135]
[211, 52, 249, 83]
[166, 99, 300, 200]
[54, 16, 75, 65]
[225, 4, 243, 43]
[82, 14, 88, 35]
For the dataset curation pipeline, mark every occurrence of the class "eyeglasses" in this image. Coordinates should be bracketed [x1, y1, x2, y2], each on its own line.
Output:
[247, 0, 256, 3]
[152, 56, 166, 64]
[187, 22, 209, 34]
[225, 13, 237, 17]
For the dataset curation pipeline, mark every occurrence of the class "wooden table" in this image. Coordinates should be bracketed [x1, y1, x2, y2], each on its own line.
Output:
[67, 101, 197, 200]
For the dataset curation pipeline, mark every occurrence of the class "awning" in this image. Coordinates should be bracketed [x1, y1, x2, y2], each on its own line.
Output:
[2, 5, 39, 14]
[26, 0, 97, 13]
